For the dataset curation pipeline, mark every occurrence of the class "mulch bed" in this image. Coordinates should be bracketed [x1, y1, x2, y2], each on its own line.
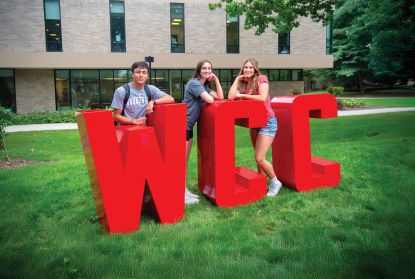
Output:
[0, 159, 42, 169]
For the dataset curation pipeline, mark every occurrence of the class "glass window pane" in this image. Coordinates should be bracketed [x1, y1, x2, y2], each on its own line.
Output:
[278, 32, 290, 54]
[45, 0, 60, 20]
[269, 70, 279, 81]
[171, 3, 185, 53]
[110, 0, 126, 52]
[154, 69, 169, 93]
[170, 70, 182, 100]
[280, 70, 290, 81]
[70, 70, 99, 108]
[0, 70, 16, 112]
[100, 70, 114, 108]
[292, 70, 303, 81]
[55, 70, 70, 110]
[226, 14, 239, 53]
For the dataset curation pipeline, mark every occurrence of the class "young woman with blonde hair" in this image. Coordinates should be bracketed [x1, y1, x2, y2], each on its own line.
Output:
[228, 58, 282, 196]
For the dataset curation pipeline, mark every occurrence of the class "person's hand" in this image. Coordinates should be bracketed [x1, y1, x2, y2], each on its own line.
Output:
[235, 92, 243, 99]
[131, 117, 146, 125]
[146, 101, 155, 114]
[208, 73, 218, 82]
[237, 75, 248, 82]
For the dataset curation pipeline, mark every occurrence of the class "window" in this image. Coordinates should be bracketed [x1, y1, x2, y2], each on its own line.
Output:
[70, 70, 100, 108]
[278, 32, 290, 54]
[326, 11, 333, 55]
[55, 70, 70, 110]
[43, 0, 62, 52]
[110, 0, 126, 52]
[170, 3, 185, 53]
[226, 14, 239, 53]
[0, 69, 16, 112]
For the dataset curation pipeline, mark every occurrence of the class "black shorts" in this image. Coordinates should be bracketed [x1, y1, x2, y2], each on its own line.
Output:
[186, 130, 193, 141]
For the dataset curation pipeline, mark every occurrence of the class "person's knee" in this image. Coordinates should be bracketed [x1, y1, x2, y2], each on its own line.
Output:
[255, 155, 266, 165]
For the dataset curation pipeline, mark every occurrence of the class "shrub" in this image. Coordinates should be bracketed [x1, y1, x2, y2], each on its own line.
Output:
[343, 99, 365, 108]
[0, 107, 15, 125]
[292, 88, 303, 95]
[11, 110, 76, 124]
[328, 86, 344, 96]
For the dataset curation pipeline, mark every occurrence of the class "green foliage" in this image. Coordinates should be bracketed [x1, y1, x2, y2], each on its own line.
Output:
[0, 109, 76, 125]
[209, 0, 334, 35]
[292, 88, 302, 95]
[343, 98, 365, 108]
[328, 86, 344, 96]
[1, 113, 415, 277]
[333, 0, 415, 89]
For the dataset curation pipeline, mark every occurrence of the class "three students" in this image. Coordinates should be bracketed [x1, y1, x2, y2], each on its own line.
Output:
[112, 58, 283, 205]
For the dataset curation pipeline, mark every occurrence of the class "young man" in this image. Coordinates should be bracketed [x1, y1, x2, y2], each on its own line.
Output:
[111, 61, 174, 125]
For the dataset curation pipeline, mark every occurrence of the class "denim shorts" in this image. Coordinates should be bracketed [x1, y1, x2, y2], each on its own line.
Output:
[250, 117, 278, 137]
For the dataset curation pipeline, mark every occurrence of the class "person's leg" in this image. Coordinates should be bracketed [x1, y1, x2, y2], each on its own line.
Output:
[250, 130, 266, 176]
[254, 134, 276, 179]
[185, 136, 199, 203]
[254, 134, 282, 197]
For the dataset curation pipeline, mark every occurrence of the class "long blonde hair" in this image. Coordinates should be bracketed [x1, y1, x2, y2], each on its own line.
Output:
[237, 58, 262, 94]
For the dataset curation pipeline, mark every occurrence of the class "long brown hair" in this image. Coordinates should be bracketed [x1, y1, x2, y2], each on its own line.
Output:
[237, 58, 262, 94]
[192, 59, 213, 86]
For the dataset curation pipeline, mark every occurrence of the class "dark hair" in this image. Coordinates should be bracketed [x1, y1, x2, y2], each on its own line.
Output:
[192, 59, 212, 86]
[131, 61, 149, 74]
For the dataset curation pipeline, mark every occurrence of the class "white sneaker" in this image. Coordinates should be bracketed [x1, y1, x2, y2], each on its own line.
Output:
[185, 195, 199, 205]
[267, 180, 282, 197]
[186, 187, 199, 199]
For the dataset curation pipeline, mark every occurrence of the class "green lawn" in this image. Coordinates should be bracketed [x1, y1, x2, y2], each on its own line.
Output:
[1, 112, 415, 278]
[347, 97, 415, 108]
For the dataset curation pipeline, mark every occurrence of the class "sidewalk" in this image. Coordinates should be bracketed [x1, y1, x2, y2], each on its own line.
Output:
[4, 107, 415, 133]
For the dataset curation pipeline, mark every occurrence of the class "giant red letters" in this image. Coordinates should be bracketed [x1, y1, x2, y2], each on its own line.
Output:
[76, 94, 341, 233]
[198, 100, 268, 207]
[270, 94, 340, 191]
[76, 104, 186, 233]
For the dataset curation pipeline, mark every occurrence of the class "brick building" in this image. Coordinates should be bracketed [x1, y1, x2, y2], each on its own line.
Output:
[0, 0, 333, 113]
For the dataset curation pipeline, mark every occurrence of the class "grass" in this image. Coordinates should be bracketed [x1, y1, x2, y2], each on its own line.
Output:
[1, 112, 415, 278]
[346, 97, 415, 108]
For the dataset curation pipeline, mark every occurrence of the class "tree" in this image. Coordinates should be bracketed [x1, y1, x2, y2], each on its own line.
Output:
[209, 0, 335, 34]
[332, 0, 370, 93]
[0, 119, 10, 162]
[332, 0, 415, 91]
[364, 0, 415, 79]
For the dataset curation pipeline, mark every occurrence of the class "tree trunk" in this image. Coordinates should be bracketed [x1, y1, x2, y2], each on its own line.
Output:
[357, 73, 365, 94]
[1, 136, 10, 162]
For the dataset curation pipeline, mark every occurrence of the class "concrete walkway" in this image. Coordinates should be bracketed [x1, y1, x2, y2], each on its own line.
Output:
[4, 107, 415, 133]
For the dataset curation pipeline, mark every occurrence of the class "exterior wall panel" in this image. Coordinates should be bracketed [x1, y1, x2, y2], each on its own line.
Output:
[0, 1, 45, 52]
[15, 69, 55, 114]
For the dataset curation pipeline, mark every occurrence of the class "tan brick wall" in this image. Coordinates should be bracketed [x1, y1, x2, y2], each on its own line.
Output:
[0, 1, 45, 52]
[185, 3, 226, 54]
[269, 81, 304, 97]
[61, 0, 109, 53]
[291, 17, 326, 55]
[240, 16, 277, 55]
[15, 70, 55, 114]
[125, 1, 170, 53]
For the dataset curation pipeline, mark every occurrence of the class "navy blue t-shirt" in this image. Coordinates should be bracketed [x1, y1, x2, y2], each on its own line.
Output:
[182, 78, 212, 131]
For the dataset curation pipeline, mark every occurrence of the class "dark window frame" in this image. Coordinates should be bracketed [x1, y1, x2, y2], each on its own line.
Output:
[0, 69, 16, 112]
[226, 14, 239, 54]
[109, 0, 126, 52]
[170, 3, 185, 53]
[43, 0, 63, 52]
[278, 32, 290, 54]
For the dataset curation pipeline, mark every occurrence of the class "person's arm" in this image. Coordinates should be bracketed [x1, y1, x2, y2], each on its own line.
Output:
[228, 75, 244, 100]
[208, 73, 224, 100]
[236, 82, 269, 102]
[200, 91, 214, 104]
[146, 90, 175, 114]
[113, 109, 146, 125]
